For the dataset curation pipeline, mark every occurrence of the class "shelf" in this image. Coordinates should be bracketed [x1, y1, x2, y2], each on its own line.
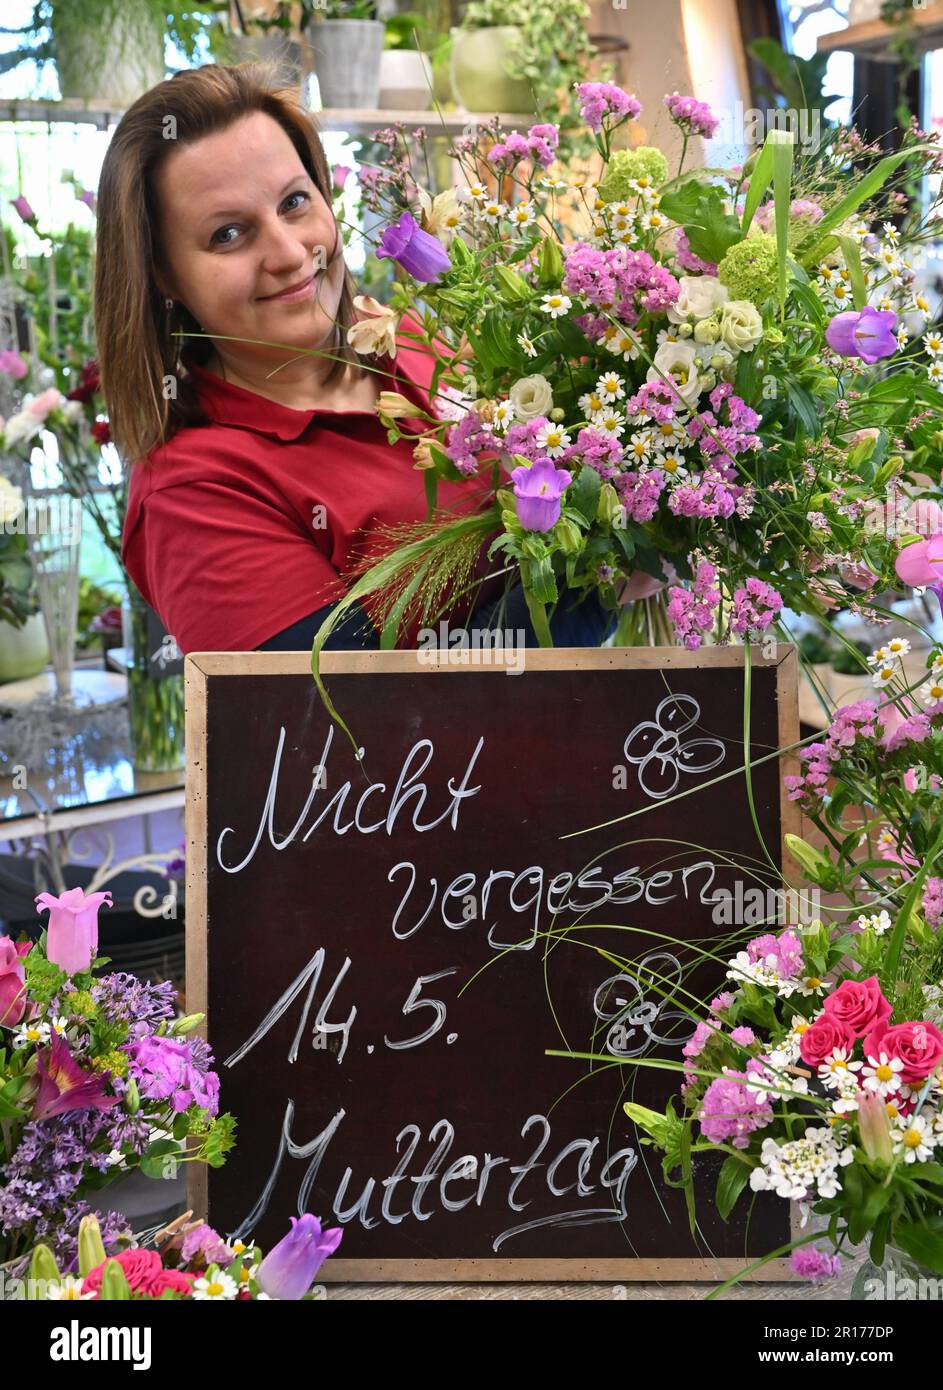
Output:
[817, 6, 943, 60]
[0, 98, 534, 135]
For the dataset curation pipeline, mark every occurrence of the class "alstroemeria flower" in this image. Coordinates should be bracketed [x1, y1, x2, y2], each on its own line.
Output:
[32, 1032, 121, 1121]
[376, 211, 451, 283]
[35, 887, 113, 976]
[347, 295, 400, 359]
[256, 1215, 343, 1300]
[510, 454, 572, 532]
[895, 532, 943, 592]
[825, 306, 898, 364]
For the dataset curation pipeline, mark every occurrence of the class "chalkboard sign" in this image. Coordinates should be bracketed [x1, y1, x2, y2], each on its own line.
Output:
[185, 647, 800, 1282]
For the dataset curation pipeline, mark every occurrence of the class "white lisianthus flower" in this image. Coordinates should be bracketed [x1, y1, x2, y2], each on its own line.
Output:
[667, 274, 729, 324]
[647, 340, 702, 407]
[0, 475, 24, 525]
[2, 410, 44, 449]
[719, 299, 763, 352]
[509, 373, 554, 420]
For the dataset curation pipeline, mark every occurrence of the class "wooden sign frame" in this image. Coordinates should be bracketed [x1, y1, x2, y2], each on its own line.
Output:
[185, 644, 801, 1283]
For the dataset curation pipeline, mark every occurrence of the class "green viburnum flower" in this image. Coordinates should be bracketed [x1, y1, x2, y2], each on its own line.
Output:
[717, 231, 778, 306]
[596, 147, 670, 203]
[64, 990, 98, 1018]
[93, 1047, 129, 1076]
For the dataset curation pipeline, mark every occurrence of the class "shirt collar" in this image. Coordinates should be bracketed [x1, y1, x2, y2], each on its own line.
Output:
[182, 332, 431, 443]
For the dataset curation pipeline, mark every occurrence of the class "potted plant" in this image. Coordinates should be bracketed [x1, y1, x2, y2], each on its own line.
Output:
[210, 2, 305, 89]
[0, 1, 222, 106]
[450, 0, 595, 118]
[302, 0, 386, 110]
[379, 10, 437, 111]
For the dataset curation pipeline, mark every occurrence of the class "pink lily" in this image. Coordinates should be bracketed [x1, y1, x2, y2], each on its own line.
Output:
[35, 887, 113, 976]
[895, 533, 943, 590]
[32, 1033, 120, 1121]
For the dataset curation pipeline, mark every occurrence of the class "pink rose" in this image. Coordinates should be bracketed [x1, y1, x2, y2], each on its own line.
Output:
[822, 976, 892, 1039]
[862, 1020, 943, 1088]
[799, 1012, 856, 1068]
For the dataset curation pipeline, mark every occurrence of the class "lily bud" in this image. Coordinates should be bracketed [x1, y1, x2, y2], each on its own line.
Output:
[168, 1012, 204, 1036]
[125, 1078, 140, 1115]
[555, 517, 583, 555]
[858, 1091, 893, 1166]
[29, 1243, 61, 1294]
[100, 1258, 132, 1300]
[537, 234, 563, 288]
[78, 1214, 107, 1277]
[785, 834, 837, 889]
[377, 391, 416, 420]
[597, 482, 623, 527]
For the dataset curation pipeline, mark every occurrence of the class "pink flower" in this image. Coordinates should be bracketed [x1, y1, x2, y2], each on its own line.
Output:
[12, 195, 35, 224]
[24, 387, 64, 422]
[862, 1020, 943, 1088]
[0, 937, 28, 1026]
[822, 976, 892, 1039]
[35, 887, 113, 976]
[0, 350, 28, 379]
[83, 1249, 165, 1297]
[790, 1247, 841, 1281]
[332, 164, 352, 190]
[799, 1012, 856, 1069]
[895, 532, 943, 588]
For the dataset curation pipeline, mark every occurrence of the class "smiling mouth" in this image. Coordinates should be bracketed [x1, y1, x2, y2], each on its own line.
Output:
[259, 274, 318, 301]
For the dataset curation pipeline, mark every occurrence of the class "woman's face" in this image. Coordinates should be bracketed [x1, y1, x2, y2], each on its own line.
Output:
[152, 110, 346, 370]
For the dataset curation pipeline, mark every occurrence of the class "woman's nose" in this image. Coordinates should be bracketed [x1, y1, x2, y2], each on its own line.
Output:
[258, 215, 311, 275]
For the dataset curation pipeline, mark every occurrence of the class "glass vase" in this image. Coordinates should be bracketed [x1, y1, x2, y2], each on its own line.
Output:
[25, 494, 82, 702]
[125, 582, 185, 773]
[851, 1243, 941, 1300]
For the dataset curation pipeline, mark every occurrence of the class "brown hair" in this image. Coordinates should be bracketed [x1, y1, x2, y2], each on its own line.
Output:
[94, 63, 364, 464]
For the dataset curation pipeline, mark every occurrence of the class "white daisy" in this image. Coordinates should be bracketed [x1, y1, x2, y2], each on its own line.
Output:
[595, 371, 625, 404]
[517, 333, 538, 358]
[509, 201, 536, 230]
[913, 294, 931, 317]
[626, 430, 655, 464]
[47, 1276, 96, 1301]
[923, 331, 943, 357]
[640, 210, 668, 233]
[920, 678, 943, 704]
[658, 452, 688, 481]
[590, 409, 625, 437]
[893, 1114, 936, 1163]
[481, 200, 507, 224]
[192, 1271, 239, 1300]
[656, 328, 682, 347]
[491, 399, 516, 432]
[12, 1019, 50, 1048]
[578, 390, 605, 417]
[871, 663, 898, 688]
[928, 362, 943, 386]
[896, 325, 909, 350]
[861, 1051, 904, 1096]
[868, 644, 890, 666]
[882, 221, 900, 243]
[541, 176, 568, 193]
[794, 974, 827, 998]
[817, 1047, 863, 1092]
[651, 416, 688, 449]
[608, 330, 641, 362]
[540, 292, 572, 318]
[886, 636, 911, 658]
[49, 1015, 68, 1036]
[462, 183, 488, 204]
[535, 422, 571, 456]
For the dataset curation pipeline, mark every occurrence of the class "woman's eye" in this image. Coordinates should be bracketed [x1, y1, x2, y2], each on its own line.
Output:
[210, 225, 240, 247]
[282, 191, 310, 213]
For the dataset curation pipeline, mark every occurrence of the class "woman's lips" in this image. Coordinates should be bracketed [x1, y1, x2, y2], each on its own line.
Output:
[260, 273, 318, 303]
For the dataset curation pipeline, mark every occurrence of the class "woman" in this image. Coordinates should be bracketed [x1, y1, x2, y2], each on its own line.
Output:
[94, 64, 617, 653]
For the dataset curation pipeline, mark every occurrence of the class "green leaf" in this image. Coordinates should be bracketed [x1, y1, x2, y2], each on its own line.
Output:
[893, 1222, 943, 1277]
[770, 129, 794, 312]
[567, 466, 601, 526]
[659, 183, 742, 264]
[836, 234, 868, 312]
[139, 1138, 181, 1180]
[716, 1153, 752, 1221]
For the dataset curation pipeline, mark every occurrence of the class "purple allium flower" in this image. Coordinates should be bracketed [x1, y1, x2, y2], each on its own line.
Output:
[376, 210, 451, 283]
[664, 92, 719, 139]
[790, 1246, 841, 1281]
[256, 1214, 343, 1299]
[510, 455, 572, 531]
[576, 82, 641, 134]
[825, 306, 898, 364]
[123, 1035, 220, 1115]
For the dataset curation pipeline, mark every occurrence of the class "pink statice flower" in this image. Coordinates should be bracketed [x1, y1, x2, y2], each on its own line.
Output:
[664, 92, 719, 139]
[699, 1064, 774, 1148]
[790, 1246, 841, 1281]
[667, 558, 721, 649]
[576, 82, 641, 133]
[731, 577, 784, 636]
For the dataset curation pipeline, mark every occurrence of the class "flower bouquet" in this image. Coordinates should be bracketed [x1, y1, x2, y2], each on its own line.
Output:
[614, 640, 943, 1291]
[310, 81, 942, 734]
[16, 1210, 341, 1301]
[0, 890, 235, 1275]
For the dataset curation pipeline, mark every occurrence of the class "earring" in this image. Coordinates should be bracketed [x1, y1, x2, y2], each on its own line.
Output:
[165, 297, 174, 310]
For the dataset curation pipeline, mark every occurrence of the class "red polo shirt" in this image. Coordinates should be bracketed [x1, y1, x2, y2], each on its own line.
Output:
[121, 320, 503, 653]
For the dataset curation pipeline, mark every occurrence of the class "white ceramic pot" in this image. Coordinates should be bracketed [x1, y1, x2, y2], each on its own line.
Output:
[378, 50, 433, 110]
[0, 612, 49, 684]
